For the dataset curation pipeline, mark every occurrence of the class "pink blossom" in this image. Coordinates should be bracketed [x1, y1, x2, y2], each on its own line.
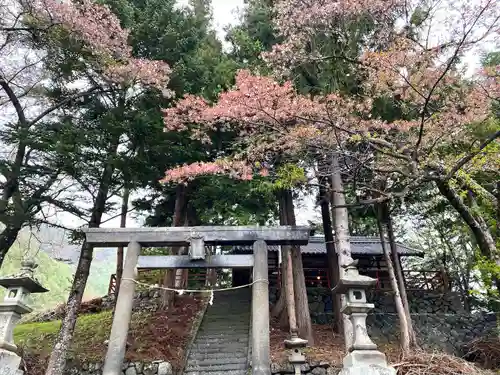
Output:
[259, 168, 270, 177]
[104, 58, 173, 95]
[32, 0, 172, 92]
[35, 0, 131, 59]
[262, 0, 404, 74]
[161, 159, 267, 184]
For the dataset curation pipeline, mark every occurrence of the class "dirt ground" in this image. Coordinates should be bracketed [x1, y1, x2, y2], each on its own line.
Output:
[269, 318, 401, 366]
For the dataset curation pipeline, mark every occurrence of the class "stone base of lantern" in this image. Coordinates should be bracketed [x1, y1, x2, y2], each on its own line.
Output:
[338, 350, 396, 375]
[0, 349, 24, 375]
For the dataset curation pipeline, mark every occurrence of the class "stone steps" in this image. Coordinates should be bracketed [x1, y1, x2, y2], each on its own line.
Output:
[190, 342, 249, 351]
[186, 356, 247, 367]
[184, 289, 251, 375]
[184, 371, 247, 375]
[202, 319, 250, 324]
[198, 328, 248, 335]
[193, 337, 249, 344]
[203, 315, 250, 319]
[185, 363, 248, 372]
[196, 332, 249, 338]
[188, 352, 248, 361]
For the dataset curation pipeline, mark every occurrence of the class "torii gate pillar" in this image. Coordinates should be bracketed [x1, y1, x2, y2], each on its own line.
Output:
[252, 239, 270, 375]
[102, 241, 140, 375]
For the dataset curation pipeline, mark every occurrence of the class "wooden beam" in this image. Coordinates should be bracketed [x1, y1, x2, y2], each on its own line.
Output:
[83, 226, 310, 247]
[137, 255, 254, 269]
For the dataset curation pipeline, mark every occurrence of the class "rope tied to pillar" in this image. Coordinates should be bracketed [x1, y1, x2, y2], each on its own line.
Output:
[121, 278, 268, 295]
[121, 278, 268, 305]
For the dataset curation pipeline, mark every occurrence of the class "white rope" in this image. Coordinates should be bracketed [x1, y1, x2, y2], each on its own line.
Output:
[122, 278, 268, 294]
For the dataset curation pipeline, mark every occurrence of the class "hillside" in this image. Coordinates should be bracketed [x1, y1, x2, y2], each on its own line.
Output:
[28, 225, 117, 299]
[0, 226, 115, 311]
[0, 237, 76, 310]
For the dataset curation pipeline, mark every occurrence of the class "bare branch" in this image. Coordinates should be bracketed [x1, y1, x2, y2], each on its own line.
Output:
[0, 75, 28, 126]
[413, 1, 492, 160]
[28, 87, 100, 126]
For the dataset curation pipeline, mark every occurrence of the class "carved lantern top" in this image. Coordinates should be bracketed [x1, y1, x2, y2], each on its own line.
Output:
[0, 260, 48, 294]
[331, 260, 376, 295]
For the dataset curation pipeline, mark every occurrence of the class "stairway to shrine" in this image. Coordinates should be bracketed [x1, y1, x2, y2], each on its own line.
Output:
[184, 288, 252, 375]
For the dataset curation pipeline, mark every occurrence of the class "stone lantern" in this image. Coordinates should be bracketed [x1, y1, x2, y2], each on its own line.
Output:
[0, 260, 48, 375]
[284, 333, 308, 375]
[332, 260, 395, 375]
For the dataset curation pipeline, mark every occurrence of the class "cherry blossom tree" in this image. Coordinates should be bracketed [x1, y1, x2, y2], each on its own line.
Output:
[162, 159, 263, 184]
[162, 0, 499, 352]
[268, 0, 500, 348]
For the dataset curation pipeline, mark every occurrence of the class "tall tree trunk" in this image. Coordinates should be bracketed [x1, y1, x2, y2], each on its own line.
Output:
[376, 205, 410, 356]
[115, 187, 130, 298]
[436, 180, 497, 262]
[271, 190, 291, 329]
[382, 202, 417, 347]
[175, 212, 189, 289]
[160, 184, 188, 309]
[285, 243, 299, 337]
[283, 189, 314, 345]
[177, 205, 198, 288]
[0, 79, 34, 270]
[45, 138, 119, 375]
[0, 225, 22, 269]
[205, 245, 217, 287]
[329, 153, 354, 349]
[496, 180, 500, 240]
[205, 246, 216, 287]
[318, 178, 342, 334]
[436, 180, 500, 295]
[467, 189, 500, 311]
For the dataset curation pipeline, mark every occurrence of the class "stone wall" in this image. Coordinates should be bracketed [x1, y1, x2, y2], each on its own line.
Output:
[99, 289, 162, 312]
[368, 312, 498, 355]
[271, 361, 339, 375]
[369, 290, 464, 314]
[270, 287, 497, 355]
[64, 360, 172, 375]
[66, 360, 338, 375]
[270, 287, 465, 322]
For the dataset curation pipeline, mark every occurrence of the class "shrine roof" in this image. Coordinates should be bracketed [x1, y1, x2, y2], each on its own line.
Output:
[231, 236, 423, 257]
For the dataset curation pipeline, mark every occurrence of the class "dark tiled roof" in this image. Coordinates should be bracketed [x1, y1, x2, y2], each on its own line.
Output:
[231, 236, 423, 257]
[301, 236, 423, 256]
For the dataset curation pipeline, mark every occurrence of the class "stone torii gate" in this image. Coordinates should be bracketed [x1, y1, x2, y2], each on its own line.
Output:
[84, 225, 310, 375]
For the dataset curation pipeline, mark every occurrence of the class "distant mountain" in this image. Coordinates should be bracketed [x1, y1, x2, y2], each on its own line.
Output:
[0, 225, 116, 311]
[29, 225, 116, 264]
[0, 235, 78, 310]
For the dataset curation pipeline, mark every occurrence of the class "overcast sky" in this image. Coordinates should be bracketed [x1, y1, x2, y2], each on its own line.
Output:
[177, 0, 245, 43]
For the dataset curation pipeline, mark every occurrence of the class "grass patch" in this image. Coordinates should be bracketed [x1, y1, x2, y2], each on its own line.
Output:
[15, 295, 205, 375]
[15, 310, 117, 363]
